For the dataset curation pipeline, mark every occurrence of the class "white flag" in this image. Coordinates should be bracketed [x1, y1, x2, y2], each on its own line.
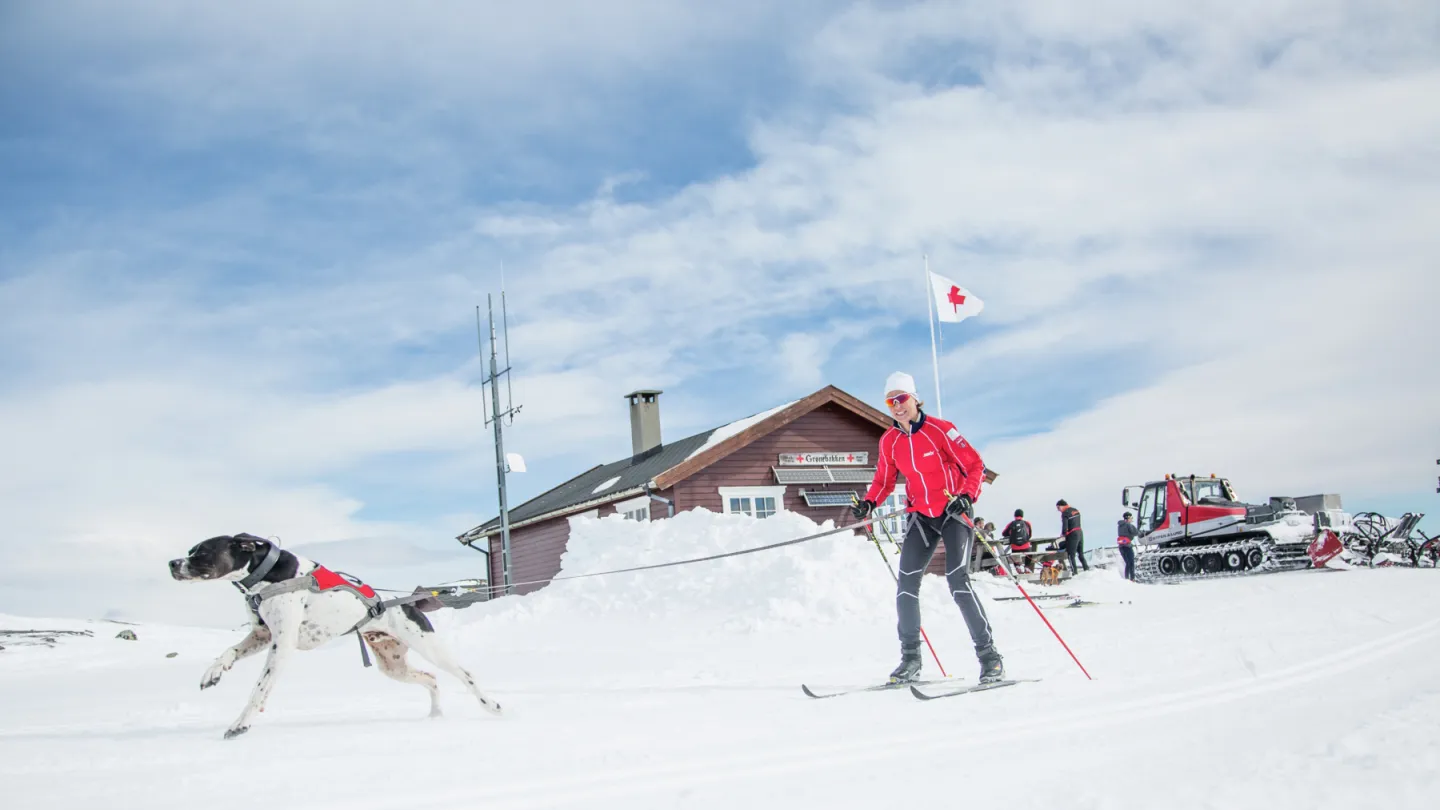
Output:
[929, 270, 984, 323]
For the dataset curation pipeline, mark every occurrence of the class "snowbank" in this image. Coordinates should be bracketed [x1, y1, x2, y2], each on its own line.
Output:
[7, 544, 1440, 810]
[460, 509, 902, 630]
[455, 508, 1034, 638]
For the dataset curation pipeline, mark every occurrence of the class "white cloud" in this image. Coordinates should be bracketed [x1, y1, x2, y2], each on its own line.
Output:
[2, 0, 1437, 624]
[780, 333, 832, 389]
[468, 0, 1440, 522]
[978, 261, 1439, 528]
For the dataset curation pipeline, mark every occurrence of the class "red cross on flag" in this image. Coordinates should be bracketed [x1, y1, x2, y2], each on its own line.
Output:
[928, 270, 984, 323]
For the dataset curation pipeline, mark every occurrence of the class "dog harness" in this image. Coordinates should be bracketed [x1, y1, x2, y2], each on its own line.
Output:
[250, 564, 382, 608]
[234, 541, 439, 667]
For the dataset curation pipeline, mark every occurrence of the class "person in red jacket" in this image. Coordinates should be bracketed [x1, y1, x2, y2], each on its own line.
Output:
[851, 371, 1004, 684]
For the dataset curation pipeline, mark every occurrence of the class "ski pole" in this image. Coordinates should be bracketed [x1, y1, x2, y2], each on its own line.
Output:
[853, 497, 948, 678]
[948, 492, 1094, 680]
[874, 510, 906, 553]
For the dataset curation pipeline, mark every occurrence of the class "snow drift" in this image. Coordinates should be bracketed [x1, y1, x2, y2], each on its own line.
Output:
[5, 509, 1440, 810]
[466, 510, 895, 624]
[453, 508, 1032, 638]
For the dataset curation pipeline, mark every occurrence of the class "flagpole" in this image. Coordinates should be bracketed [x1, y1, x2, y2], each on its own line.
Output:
[923, 254, 944, 418]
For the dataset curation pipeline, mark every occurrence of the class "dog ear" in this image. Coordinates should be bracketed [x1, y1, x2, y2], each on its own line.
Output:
[233, 533, 266, 553]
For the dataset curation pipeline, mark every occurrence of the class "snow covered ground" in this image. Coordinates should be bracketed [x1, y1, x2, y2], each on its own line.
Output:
[4, 510, 1439, 809]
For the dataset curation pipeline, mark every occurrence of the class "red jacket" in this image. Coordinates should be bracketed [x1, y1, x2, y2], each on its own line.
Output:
[864, 412, 986, 519]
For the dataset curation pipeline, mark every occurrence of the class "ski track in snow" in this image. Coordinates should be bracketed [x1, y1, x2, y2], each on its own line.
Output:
[376, 616, 1440, 810]
[3, 511, 1439, 809]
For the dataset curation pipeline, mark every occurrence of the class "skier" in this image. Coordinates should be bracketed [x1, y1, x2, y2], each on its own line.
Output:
[1002, 509, 1034, 572]
[1056, 499, 1088, 575]
[850, 372, 1004, 684]
[1117, 511, 1138, 580]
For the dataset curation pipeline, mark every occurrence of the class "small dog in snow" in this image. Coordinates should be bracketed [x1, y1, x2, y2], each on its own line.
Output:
[169, 533, 501, 739]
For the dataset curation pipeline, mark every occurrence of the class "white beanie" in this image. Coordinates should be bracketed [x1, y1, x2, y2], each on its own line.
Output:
[884, 371, 917, 398]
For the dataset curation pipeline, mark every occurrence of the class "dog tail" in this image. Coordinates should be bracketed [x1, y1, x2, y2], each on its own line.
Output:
[400, 602, 435, 633]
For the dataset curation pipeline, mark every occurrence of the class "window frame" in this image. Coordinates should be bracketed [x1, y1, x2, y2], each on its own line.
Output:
[879, 483, 908, 538]
[1138, 484, 1166, 534]
[718, 486, 787, 519]
[1190, 479, 1226, 503]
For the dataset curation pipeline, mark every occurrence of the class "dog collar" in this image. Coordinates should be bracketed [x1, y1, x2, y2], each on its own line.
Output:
[238, 542, 282, 591]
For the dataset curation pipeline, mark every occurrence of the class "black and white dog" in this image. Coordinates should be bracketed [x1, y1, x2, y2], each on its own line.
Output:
[169, 533, 501, 739]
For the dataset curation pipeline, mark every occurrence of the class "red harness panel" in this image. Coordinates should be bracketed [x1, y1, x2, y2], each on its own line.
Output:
[310, 566, 377, 599]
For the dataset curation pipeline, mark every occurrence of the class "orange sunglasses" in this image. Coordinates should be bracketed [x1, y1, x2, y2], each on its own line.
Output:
[885, 392, 914, 408]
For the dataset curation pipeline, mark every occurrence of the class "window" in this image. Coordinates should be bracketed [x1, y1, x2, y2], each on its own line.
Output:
[613, 495, 650, 522]
[728, 496, 776, 518]
[1138, 484, 1166, 534]
[1176, 477, 1231, 506]
[1189, 478, 1228, 504]
[719, 486, 786, 519]
[879, 484, 907, 539]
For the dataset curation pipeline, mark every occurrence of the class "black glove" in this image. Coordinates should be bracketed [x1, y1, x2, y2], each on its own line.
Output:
[851, 499, 875, 520]
[946, 494, 973, 521]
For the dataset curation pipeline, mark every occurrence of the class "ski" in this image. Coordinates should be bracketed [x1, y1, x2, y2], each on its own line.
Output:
[908, 678, 1039, 701]
[801, 677, 956, 700]
[1054, 599, 1131, 608]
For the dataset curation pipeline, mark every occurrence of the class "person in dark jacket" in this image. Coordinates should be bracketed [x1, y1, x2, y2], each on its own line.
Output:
[1117, 511, 1139, 580]
[1001, 509, 1033, 572]
[1056, 499, 1088, 575]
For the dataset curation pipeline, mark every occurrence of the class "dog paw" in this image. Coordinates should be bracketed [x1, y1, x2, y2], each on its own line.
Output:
[200, 657, 232, 689]
[223, 725, 249, 740]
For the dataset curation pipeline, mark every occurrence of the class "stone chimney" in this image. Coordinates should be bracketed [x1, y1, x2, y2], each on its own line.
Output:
[623, 389, 663, 456]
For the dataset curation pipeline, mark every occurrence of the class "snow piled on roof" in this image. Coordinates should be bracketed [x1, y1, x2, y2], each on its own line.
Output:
[685, 400, 798, 461]
[590, 475, 622, 494]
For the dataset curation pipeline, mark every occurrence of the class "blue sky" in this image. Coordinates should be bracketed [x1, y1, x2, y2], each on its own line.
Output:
[3, 0, 1438, 625]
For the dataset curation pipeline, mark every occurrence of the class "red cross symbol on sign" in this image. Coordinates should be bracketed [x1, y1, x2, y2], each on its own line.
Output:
[947, 286, 966, 312]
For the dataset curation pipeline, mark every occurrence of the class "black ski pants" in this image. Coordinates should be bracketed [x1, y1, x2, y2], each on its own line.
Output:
[896, 511, 994, 654]
[1118, 544, 1135, 580]
[1063, 533, 1089, 575]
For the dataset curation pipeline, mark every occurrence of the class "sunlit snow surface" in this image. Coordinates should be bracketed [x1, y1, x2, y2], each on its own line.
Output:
[3, 509, 1438, 809]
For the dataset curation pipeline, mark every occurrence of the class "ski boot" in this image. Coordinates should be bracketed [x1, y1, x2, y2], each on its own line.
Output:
[977, 645, 1005, 684]
[888, 645, 922, 683]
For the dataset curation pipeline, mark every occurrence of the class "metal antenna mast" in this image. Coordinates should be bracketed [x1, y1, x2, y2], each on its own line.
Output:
[478, 294, 522, 595]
